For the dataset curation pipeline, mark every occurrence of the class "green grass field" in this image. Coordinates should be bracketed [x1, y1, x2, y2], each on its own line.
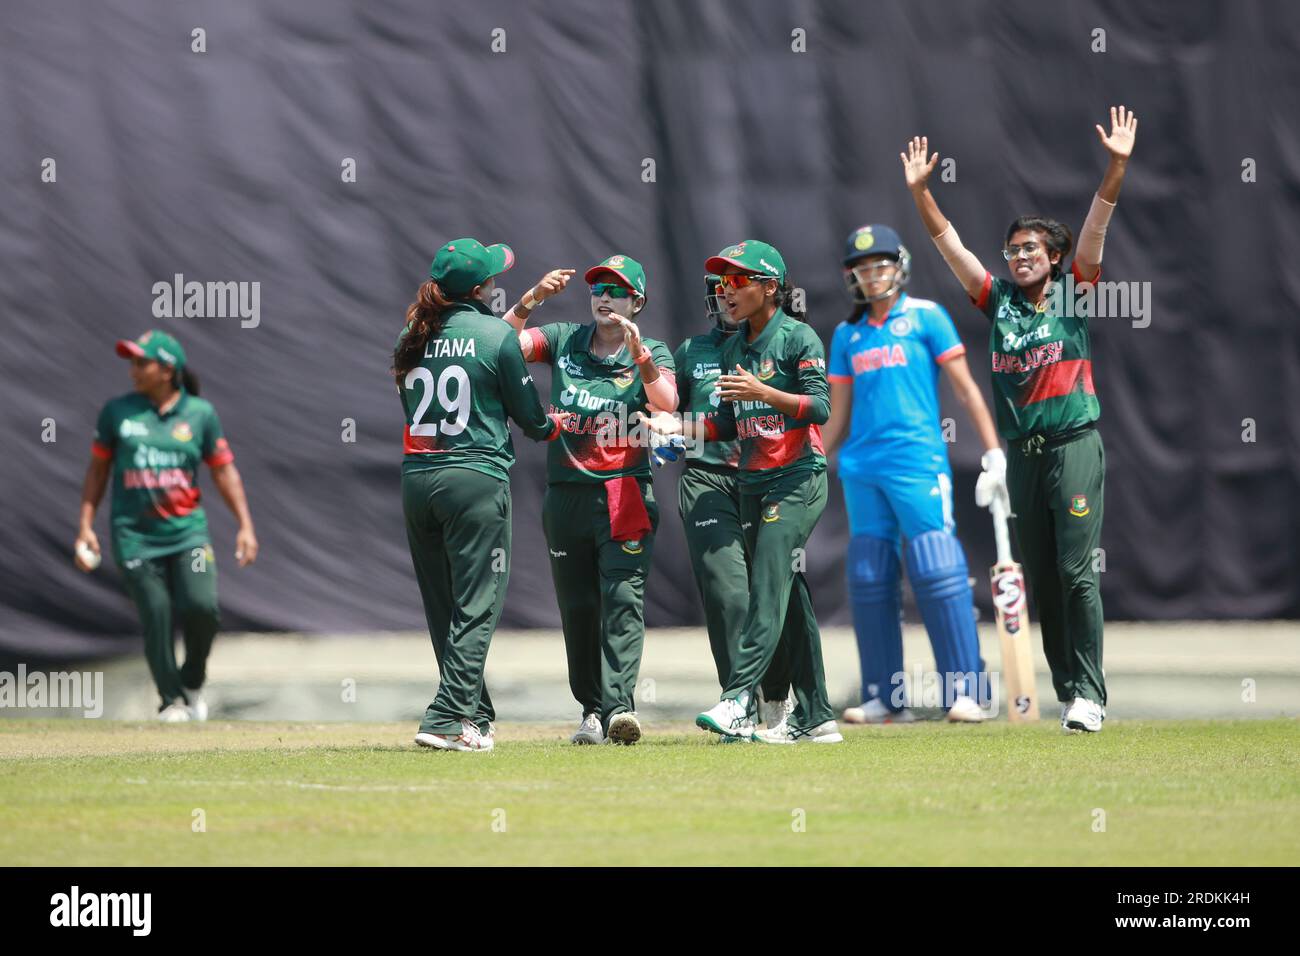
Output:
[1, 718, 1295, 866]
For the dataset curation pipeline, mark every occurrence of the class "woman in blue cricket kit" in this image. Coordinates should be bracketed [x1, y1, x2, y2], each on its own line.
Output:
[822, 224, 1006, 722]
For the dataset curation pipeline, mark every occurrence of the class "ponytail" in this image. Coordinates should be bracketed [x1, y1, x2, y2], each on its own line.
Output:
[174, 366, 200, 396]
[393, 280, 458, 383]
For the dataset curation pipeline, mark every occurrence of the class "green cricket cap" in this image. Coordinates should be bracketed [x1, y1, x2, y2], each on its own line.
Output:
[584, 254, 647, 296]
[430, 237, 516, 296]
[116, 329, 187, 369]
[705, 240, 786, 281]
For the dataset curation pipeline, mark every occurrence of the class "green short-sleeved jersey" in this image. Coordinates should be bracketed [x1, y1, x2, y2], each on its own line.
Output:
[92, 391, 232, 561]
[674, 329, 742, 469]
[708, 309, 830, 489]
[525, 321, 675, 484]
[398, 301, 558, 482]
[974, 263, 1101, 440]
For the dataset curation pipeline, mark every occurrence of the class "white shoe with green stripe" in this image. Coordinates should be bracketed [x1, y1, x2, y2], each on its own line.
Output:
[754, 719, 844, 745]
[696, 698, 755, 740]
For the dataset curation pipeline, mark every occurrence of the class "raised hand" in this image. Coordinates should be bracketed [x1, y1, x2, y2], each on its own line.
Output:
[1095, 105, 1137, 160]
[617, 316, 645, 360]
[900, 136, 940, 191]
[532, 268, 576, 302]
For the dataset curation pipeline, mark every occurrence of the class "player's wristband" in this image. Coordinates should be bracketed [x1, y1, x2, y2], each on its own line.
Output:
[521, 290, 541, 311]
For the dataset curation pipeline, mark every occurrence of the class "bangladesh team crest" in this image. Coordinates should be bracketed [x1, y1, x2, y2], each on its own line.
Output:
[1069, 494, 1090, 517]
[171, 421, 194, 442]
[762, 502, 781, 523]
[614, 368, 636, 388]
[756, 358, 776, 381]
[621, 538, 644, 555]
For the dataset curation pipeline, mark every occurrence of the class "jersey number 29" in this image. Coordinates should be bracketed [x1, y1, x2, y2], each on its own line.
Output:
[406, 366, 470, 436]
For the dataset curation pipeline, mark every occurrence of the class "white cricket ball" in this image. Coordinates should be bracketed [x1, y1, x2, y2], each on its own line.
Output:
[76, 542, 101, 570]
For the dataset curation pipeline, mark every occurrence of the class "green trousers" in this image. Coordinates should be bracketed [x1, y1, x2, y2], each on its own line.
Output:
[403, 467, 509, 735]
[119, 544, 219, 709]
[722, 469, 832, 730]
[678, 465, 791, 701]
[542, 480, 658, 734]
[1007, 427, 1106, 706]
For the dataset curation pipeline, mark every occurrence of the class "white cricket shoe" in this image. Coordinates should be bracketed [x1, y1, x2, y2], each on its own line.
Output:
[842, 698, 916, 724]
[946, 695, 986, 723]
[695, 698, 755, 739]
[1063, 697, 1105, 734]
[755, 719, 844, 745]
[183, 688, 208, 722]
[607, 712, 642, 746]
[570, 713, 604, 745]
[415, 719, 493, 752]
[157, 702, 192, 723]
[760, 694, 792, 733]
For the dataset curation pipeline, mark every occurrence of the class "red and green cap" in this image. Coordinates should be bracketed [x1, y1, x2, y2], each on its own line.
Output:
[584, 254, 647, 297]
[430, 237, 515, 296]
[705, 240, 786, 281]
[115, 329, 187, 369]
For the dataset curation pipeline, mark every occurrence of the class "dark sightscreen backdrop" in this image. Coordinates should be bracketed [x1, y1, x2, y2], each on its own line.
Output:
[3, 0, 1299, 662]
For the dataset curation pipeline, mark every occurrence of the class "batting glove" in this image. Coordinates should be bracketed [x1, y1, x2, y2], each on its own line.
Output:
[650, 432, 687, 467]
[975, 447, 1009, 510]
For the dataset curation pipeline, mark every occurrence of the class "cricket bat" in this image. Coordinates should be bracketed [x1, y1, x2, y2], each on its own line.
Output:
[989, 495, 1040, 721]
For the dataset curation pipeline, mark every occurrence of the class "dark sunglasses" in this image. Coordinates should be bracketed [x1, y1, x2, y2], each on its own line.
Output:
[590, 282, 633, 299]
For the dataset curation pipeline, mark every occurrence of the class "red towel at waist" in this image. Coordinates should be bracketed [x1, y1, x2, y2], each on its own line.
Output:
[604, 476, 651, 542]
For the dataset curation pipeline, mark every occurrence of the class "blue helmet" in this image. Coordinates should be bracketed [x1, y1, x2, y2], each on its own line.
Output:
[843, 224, 912, 305]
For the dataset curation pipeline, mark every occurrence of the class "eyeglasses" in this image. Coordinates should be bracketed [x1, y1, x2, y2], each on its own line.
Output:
[1002, 241, 1043, 261]
[590, 283, 633, 299]
[715, 273, 776, 292]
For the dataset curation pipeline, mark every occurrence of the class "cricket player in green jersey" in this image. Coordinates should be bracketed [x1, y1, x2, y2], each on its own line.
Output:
[658, 275, 794, 734]
[903, 106, 1139, 733]
[643, 240, 842, 744]
[75, 331, 257, 722]
[395, 238, 570, 753]
[510, 253, 677, 746]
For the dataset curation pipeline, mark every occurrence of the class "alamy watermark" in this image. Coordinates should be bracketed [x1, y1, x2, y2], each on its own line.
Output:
[0, 665, 104, 717]
[152, 273, 260, 328]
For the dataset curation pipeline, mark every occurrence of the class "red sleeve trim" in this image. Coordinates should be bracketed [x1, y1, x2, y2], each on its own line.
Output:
[935, 344, 966, 365]
[795, 395, 810, 419]
[971, 272, 993, 311]
[1071, 260, 1100, 284]
[703, 419, 719, 442]
[525, 327, 550, 363]
[827, 373, 853, 383]
[90, 441, 112, 460]
[204, 437, 234, 467]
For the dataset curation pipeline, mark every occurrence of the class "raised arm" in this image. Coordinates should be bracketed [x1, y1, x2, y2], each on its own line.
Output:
[506, 268, 575, 360]
[1076, 106, 1137, 282]
[902, 136, 989, 301]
